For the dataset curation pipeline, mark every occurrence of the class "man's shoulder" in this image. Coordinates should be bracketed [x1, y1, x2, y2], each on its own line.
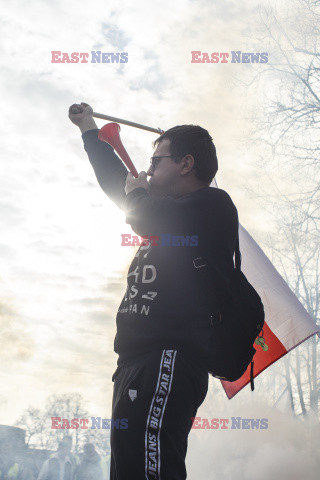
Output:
[189, 186, 237, 212]
[195, 185, 233, 199]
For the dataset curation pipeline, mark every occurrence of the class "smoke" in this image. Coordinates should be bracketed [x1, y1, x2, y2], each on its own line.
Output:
[186, 391, 320, 480]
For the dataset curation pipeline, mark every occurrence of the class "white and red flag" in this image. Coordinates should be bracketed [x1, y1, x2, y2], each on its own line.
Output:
[221, 224, 320, 399]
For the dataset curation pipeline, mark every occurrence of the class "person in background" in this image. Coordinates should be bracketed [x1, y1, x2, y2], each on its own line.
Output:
[58, 437, 78, 479]
[75, 444, 103, 480]
[0, 441, 20, 480]
[37, 439, 73, 480]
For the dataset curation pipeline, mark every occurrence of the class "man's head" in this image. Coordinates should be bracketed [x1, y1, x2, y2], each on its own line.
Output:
[83, 443, 96, 457]
[147, 125, 218, 197]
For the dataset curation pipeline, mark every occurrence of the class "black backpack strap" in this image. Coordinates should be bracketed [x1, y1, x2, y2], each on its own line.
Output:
[234, 231, 241, 271]
[192, 256, 219, 314]
[250, 361, 255, 391]
[192, 228, 241, 313]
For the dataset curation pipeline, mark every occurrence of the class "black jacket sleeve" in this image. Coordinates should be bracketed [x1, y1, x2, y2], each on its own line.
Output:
[124, 187, 182, 236]
[82, 129, 128, 210]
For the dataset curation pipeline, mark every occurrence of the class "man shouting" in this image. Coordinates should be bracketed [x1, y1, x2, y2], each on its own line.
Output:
[69, 102, 238, 480]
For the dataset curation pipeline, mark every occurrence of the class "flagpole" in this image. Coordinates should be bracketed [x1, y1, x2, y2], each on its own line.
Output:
[92, 112, 164, 135]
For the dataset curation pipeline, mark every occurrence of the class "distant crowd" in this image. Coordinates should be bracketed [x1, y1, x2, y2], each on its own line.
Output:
[0, 435, 110, 480]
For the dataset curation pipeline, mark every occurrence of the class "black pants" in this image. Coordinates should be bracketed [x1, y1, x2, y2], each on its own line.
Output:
[110, 349, 209, 480]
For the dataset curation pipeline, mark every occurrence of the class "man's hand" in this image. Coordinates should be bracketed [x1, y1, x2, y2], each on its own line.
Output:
[68, 102, 98, 133]
[125, 172, 150, 195]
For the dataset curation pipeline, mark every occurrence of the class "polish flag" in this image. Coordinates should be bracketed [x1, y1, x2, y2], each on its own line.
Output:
[221, 225, 320, 399]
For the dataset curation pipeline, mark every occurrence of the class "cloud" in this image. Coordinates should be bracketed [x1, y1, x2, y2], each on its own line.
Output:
[0, 298, 35, 361]
[101, 23, 130, 50]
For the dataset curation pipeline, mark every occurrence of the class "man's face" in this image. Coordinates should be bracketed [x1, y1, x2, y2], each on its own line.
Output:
[147, 139, 182, 197]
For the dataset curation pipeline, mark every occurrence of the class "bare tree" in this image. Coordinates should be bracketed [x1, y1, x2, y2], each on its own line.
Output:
[15, 407, 47, 448]
[16, 393, 89, 452]
[44, 393, 89, 453]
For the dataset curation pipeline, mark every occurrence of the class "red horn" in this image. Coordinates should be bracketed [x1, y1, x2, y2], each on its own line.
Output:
[98, 123, 139, 178]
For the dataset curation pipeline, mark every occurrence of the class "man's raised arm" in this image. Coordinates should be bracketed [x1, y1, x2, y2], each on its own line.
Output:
[69, 102, 128, 210]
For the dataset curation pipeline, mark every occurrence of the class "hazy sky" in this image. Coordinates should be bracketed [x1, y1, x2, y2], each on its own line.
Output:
[1, 0, 319, 477]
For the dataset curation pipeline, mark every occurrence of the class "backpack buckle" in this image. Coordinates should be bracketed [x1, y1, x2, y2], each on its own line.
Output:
[193, 257, 206, 268]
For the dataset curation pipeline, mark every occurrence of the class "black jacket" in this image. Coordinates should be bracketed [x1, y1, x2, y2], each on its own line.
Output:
[82, 129, 238, 369]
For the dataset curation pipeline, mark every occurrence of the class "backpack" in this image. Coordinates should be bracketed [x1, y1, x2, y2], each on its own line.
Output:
[192, 233, 265, 390]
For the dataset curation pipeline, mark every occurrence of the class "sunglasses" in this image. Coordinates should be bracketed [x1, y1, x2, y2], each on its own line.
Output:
[149, 155, 179, 170]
